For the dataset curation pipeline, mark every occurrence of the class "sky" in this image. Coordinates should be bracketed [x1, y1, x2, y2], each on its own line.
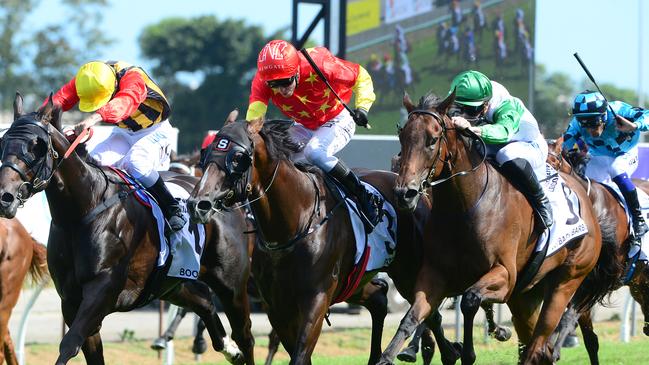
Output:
[29, 0, 649, 101]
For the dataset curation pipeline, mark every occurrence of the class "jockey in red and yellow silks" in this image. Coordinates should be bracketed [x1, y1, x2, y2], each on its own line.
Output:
[245, 40, 382, 232]
[48, 60, 186, 232]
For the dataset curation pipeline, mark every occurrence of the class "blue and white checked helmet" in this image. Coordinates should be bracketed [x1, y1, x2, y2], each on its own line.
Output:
[572, 90, 607, 117]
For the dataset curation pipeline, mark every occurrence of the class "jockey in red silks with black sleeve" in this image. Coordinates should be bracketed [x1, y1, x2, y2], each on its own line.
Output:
[47, 60, 186, 231]
[246, 39, 383, 232]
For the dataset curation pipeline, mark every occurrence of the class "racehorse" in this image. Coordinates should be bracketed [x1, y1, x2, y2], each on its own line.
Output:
[187, 116, 461, 365]
[547, 138, 649, 364]
[0, 218, 48, 365]
[0, 94, 254, 365]
[388, 91, 605, 364]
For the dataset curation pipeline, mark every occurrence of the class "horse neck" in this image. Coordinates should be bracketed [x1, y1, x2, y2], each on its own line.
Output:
[249, 139, 317, 243]
[432, 134, 490, 216]
[45, 131, 106, 222]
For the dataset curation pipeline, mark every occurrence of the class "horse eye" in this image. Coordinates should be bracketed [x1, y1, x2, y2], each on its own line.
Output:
[32, 139, 47, 156]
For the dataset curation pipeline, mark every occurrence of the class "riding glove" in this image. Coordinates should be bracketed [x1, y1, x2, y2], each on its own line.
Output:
[352, 108, 369, 127]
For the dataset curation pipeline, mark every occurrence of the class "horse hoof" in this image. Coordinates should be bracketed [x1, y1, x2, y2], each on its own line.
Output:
[493, 327, 512, 342]
[192, 337, 208, 354]
[440, 341, 462, 365]
[222, 337, 244, 365]
[396, 347, 417, 362]
[561, 334, 579, 348]
[150, 337, 167, 350]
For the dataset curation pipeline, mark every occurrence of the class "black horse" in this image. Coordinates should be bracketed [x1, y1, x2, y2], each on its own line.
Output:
[0, 94, 254, 365]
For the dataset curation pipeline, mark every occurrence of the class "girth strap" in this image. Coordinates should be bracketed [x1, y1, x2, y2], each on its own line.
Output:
[81, 189, 137, 225]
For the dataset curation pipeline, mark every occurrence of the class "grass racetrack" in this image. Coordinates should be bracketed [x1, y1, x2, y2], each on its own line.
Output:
[23, 320, 648, 364]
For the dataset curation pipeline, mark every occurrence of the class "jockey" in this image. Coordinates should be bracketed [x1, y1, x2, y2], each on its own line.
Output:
[48, 60, 186, 232]
[246, 39, 383, 232]
[450, 70, 553, 229]
[562, 90, 649, 260]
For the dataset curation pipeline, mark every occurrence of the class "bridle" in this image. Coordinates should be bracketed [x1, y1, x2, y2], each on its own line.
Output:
[0, 118, 61, 205]
[406, 109, 487, 194]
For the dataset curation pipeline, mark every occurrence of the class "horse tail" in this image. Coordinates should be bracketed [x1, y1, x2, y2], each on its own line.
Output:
[28, 239, 49, 285]
[571, 218, 621, 312]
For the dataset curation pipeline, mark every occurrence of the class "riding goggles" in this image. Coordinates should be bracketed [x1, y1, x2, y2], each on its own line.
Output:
[266, 75, 296, 89]
[576, 114, 605, 128]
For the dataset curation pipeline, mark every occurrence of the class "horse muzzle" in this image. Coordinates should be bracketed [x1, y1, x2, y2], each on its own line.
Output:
[187, 197, 214, 224]
[0, 190, 20, 218]
[394, 185, 420, 212]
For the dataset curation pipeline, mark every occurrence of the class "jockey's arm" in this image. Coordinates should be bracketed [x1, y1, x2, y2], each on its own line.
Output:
[47, 78, 80, 111]
[562, 119, 583, 152]
[351, 65, 376, 112]
[476, 98, 523, 143]
[95, 71, 147, 124]
[246, 73, 271, 121]
[611, 101, 649, 132]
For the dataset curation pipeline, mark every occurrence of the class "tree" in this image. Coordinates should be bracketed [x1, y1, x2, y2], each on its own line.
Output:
[139, 16, 285, 152]
[0, 0, 111, 108]
[534, 64, 576, 139]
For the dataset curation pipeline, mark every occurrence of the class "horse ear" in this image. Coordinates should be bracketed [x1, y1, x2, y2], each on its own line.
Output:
[437, 88, 456, 115]
[37, 93, 63, 129]
[247, 118, 264, 134]
[13, 92, 24, 120]
[403, 92, 415, 112]
[225, 109, 239, 125]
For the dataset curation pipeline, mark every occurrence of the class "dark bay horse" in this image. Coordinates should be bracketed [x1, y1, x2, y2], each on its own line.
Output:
[388, 91, 605, 364]
[188, 117, 461, 365]
[0, 94, 254, 365]
[547, 138, 649, 364]
[0, 218, 48, 365]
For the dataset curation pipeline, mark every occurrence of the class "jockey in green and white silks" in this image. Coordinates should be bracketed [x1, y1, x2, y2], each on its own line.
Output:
[449, 70, 553, 229]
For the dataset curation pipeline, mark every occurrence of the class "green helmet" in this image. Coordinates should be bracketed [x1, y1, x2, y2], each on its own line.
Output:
[448, 70, 492, 106]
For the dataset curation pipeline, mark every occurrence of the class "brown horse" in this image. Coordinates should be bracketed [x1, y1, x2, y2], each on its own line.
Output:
[547, 138, 649, 364]
[0, 218, 48, 365]
[388, 91, 605, 364]
[188, 117, 462, 365]
[0, 94, 254, 365]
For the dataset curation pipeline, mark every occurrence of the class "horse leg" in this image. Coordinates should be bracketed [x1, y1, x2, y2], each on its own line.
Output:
[56, 278, 116, 365]
[482, 302, 512, 342]
[290, 291, 330, 365]
[0, 309, 15, 365]
[397, 323, 425, 363]
[151, 306, 189, 350]
[549, 304, 579, 363]
[192, 318, 208, 355]
[347, 277, 389, 365]
[507, 286, 544, 365]
[420, 325, 435, 365]
[200, 273, 255, 365]
[80, 333, 105, 365]
[162, 280, 243, 364]
[425, 310, 461, 365]
[577, 310, 599, 365]
[521, 277, 585, 365]
[461, 265, 510, 364]
[3, 329, 17, 365]
[264, 329, 280, 365]
[377, 269, 445, 365]
[628, 279, 649, 336]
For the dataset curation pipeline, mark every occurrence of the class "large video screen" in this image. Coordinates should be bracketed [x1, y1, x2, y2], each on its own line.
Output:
[346, 0, 536, 135]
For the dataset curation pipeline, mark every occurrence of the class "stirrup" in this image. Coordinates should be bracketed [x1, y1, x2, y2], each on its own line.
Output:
[622, 251, 641, 284]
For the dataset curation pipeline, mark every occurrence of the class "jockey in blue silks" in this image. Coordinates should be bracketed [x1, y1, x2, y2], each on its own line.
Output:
[562, 90, 649, 276]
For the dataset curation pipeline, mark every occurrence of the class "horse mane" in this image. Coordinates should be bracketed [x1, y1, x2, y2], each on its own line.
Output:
[417, 92, 443, 110]
[258, 119, 303, 161]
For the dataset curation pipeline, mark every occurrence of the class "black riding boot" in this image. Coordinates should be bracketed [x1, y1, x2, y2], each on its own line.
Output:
[622, 188, 649, 238]
[147, 176, 187, 232]
[500, 158, 553, 229]
[328, 161, 384, 233]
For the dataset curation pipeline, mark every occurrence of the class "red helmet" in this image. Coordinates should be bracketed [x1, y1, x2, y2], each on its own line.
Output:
[257, 40, 300, 82]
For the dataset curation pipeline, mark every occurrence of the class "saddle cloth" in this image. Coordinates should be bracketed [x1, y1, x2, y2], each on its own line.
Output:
[599, 181, 649, 260]
[340, 182, 398, 271]
[110, 169, 206, 280]
[536, 165, 589, 256]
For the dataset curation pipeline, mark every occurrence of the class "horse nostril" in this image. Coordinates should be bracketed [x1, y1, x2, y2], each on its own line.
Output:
[196, 200, 212, 213]
[0, 193, 14, 207]
[405, 189, 418, 200]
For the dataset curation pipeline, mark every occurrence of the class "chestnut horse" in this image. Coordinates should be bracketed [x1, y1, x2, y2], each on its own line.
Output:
[0, 218, 48, 365]
[188, 117, 462, 365]
[388, 91, 605, 364]
[0, 95, 254, 365]
[547, 138, 649, 364]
